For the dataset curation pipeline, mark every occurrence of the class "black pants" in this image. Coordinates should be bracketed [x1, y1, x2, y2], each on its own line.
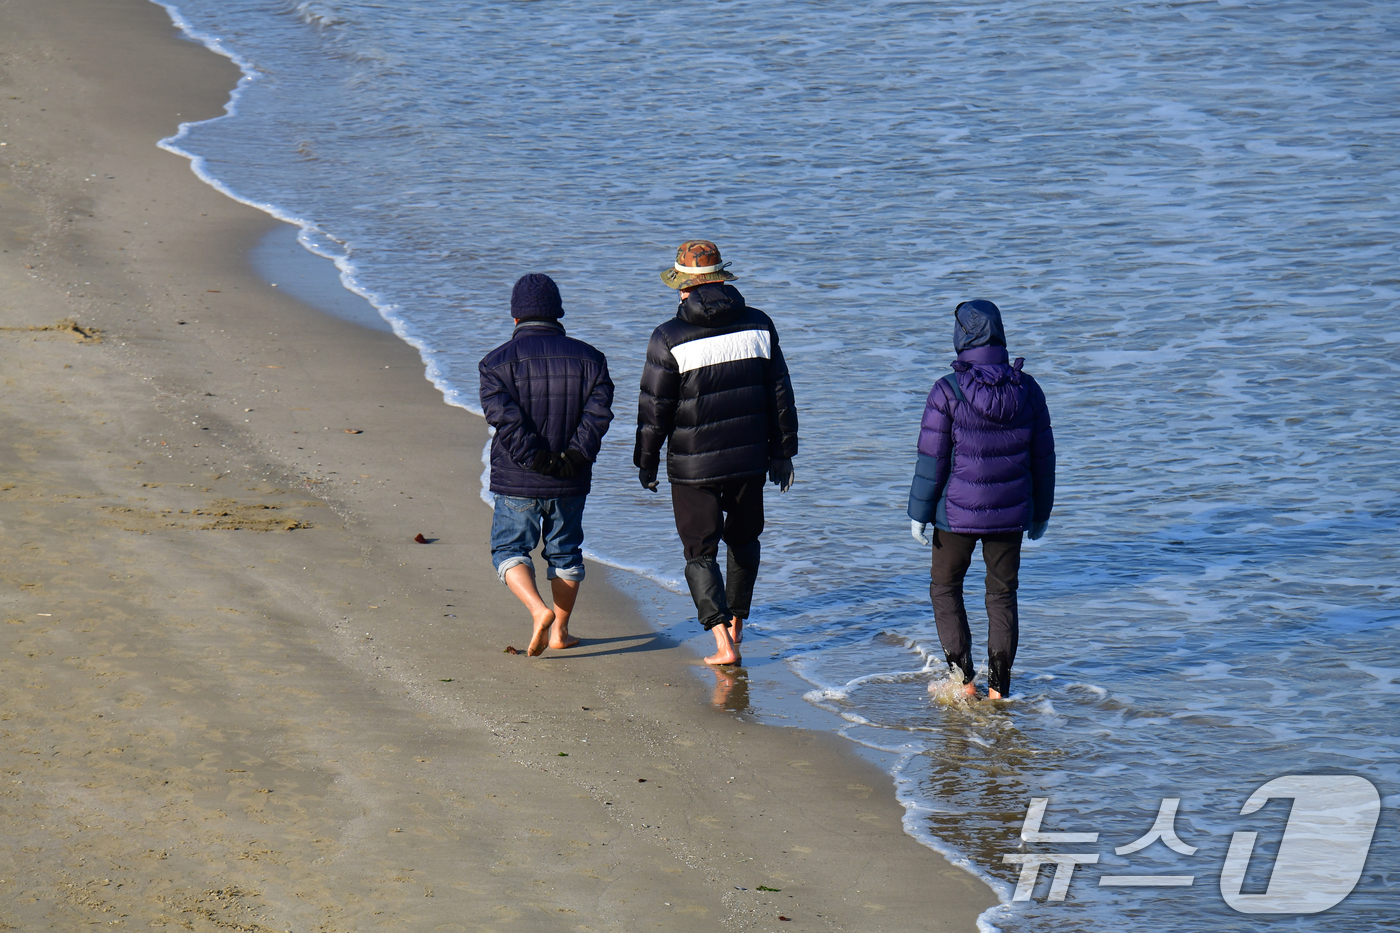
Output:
[930, 528, 1022, 695]
[672, 477, 764, 630]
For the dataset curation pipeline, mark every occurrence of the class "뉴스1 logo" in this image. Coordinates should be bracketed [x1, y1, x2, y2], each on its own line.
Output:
[1000, 774, 1381, 913]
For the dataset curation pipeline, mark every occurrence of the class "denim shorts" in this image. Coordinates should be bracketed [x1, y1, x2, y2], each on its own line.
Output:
[489, 494, 587, 583]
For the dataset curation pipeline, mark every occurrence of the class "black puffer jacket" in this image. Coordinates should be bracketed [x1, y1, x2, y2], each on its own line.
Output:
[634, 284, 799, 484]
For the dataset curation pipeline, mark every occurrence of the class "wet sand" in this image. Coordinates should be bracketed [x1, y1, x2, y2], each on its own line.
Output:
[0, 1, 996, 929]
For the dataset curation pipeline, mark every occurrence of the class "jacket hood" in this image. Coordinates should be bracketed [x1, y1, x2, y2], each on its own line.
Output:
[953, 299, 1007, 353]
[953, 344, 1030, 425]
[678, 283, 746, 328]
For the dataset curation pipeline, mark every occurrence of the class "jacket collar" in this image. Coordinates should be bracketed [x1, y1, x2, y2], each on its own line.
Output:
[513, 319, 566, 338]
[956, 344, 1009, 365]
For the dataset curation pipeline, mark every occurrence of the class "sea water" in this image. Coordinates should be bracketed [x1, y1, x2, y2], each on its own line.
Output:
[152, 2, 1399, 929]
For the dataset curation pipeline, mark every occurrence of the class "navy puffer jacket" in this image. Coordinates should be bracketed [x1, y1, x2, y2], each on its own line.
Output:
[907, 302, 1054, 534]
[634, 283, 799, 484]
[479, 321, 614, 498]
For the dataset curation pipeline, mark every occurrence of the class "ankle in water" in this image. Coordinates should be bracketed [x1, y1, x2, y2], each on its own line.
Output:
[988, 654, 1011, 698]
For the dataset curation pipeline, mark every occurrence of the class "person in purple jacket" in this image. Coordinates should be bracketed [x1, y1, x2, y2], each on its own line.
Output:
[479, 274, 614, 656]
[908, 299, 1054, 700]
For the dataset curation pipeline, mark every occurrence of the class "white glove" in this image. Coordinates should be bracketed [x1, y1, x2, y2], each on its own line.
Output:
[911, 520, 930, 546]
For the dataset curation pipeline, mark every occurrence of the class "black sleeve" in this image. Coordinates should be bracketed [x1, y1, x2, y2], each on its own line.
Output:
[766, 326, 799, 459]
[634, 330, 680, 471]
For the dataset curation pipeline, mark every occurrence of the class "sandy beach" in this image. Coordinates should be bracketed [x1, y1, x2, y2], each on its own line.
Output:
[0, 1, 995, 929]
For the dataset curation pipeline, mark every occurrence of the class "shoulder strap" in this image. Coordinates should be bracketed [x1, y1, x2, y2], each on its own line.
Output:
[941, 372, 967, 403]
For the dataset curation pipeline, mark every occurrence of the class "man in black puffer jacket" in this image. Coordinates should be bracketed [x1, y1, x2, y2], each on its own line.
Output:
[635, 240, 799, 666]
[480, 273, 614, 656]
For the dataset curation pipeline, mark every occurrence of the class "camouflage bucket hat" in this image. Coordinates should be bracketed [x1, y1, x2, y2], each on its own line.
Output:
[660, 239, 738, 290]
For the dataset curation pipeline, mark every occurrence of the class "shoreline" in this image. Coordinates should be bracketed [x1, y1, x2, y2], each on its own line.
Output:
[251, 218, 875, 744]
[232, 126, 1008, 907]
[0, 1, 998, 930]
[215, 151, 989, 907]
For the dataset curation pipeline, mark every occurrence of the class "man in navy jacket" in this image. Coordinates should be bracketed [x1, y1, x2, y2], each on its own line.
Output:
[479, 274, 614, 655]
[908, 299, 1054, 700]
[635, 241, 799, 666]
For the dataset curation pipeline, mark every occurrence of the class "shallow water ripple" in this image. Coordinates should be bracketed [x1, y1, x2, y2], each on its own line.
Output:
[157, 1, 1398, 929]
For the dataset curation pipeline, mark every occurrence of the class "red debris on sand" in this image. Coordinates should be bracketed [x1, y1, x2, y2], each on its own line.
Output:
[344, 428, 363, 433]
[414, 533, 428, 543]
[504, 646, 520, 655]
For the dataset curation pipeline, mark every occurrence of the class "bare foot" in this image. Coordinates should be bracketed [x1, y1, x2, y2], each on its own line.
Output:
[527, 607, 555, 656]
[704, 623, 741, 666]
[548, 623, 580, 650]
[726, 616, 743, 646]
[504, 564, 556, 657]
[987, 687, 1004, 700]
[962, 680, 978, 699]
[548, 578, 580, 650]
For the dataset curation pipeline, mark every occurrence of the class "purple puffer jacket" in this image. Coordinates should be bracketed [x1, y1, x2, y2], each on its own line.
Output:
[907, 344, 1055, 534]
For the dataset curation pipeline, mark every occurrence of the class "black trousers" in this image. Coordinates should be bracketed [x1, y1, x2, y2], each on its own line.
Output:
[930, 528, 1022, 694]
[672, 476, 764, 630]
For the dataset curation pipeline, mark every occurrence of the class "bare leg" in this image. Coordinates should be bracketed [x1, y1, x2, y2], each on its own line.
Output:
[503, 563, 554, 656]
[549, 578, 581, 649]
[725, 615, 743, 646]
[704, 621, 741, 666]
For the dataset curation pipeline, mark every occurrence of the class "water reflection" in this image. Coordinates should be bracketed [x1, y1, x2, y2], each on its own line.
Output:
[710, 666, 751, 714]
[160, 1, 1400, 928]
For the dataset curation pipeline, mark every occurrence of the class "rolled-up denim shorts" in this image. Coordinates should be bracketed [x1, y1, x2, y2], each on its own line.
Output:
[489, 494, 587, 583]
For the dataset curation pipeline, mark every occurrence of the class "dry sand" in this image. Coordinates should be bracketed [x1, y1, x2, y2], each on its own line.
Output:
[0, 1, 997, 929]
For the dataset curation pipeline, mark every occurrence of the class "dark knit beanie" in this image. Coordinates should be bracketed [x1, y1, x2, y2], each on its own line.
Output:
[511, 273, 564, 320]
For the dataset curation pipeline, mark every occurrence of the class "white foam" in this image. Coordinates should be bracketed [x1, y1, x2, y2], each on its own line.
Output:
[152, 0, 482, 436]
[144, 6, 1400, 929]
[886, 751, 1014, 933]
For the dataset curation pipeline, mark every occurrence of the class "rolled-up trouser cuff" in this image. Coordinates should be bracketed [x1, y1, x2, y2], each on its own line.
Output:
[547, 563, 585, 582]
[495, 555, 533, 584]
